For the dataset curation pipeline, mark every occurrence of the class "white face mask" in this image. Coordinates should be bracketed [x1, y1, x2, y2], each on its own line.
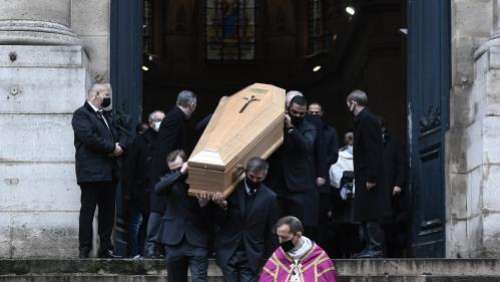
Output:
[153, 121, 162, 132]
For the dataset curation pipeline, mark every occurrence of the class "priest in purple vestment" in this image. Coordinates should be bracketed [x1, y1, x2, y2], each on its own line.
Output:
[259, 216, 337, 282]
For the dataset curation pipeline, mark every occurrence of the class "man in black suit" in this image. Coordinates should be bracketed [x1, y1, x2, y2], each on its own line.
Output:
[145, 90, 197, 257]
[267, 96, 318, 239]
[123, 110, 165, 258]
[346, 90, 391, 258]
[307, 102, 339, 255]
[212, 157, 279, 282]
[380, 118, 408, 258]
[155, 150, 210, 282]
[72, 83, 127, 258]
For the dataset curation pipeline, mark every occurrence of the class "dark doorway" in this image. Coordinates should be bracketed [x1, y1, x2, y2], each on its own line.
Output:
[141, 0, 408, 147]
[110, 0, 449, 258]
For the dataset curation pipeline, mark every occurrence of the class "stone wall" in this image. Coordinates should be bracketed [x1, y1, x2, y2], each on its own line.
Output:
[446, 0, 500, 258]
[70, 0, 111, 81]
[0, 0, 109, 258]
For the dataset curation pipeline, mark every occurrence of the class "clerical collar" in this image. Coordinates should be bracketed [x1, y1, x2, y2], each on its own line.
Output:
[288, 236, 313, 259]
[87, 101, 101, 113]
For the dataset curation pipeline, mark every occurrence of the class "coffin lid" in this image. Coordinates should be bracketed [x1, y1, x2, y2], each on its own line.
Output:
[188, 83, 285, 171]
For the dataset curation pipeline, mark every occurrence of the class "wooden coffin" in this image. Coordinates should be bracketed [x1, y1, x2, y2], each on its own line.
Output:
[187, 83, 285, 197]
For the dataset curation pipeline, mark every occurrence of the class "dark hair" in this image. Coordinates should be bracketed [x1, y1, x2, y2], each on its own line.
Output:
[289, 95, 307, 107]
[246, 157, 269, 174]
[167, 150, 186, 163]
[308, 101, 322, 108]
[136, 122, 149, 134]
[275, 216, 304, 234]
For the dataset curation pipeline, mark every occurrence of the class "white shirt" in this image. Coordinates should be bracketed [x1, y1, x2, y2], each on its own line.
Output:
[87, 101, 110, 130]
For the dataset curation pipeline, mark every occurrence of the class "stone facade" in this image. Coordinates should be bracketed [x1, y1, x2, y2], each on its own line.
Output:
[0, 0, 109, 257]
[446, 0, 500, 258]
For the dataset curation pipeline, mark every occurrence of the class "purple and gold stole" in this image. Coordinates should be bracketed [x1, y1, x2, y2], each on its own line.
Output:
[259, 243, 337, 282]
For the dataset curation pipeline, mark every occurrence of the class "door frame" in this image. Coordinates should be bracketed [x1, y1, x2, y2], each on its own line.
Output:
[407, 0, 451, 258]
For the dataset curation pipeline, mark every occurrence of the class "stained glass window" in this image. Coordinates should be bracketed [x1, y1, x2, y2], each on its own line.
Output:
[143, 0, 153, 55]
[206, 0, 257, 61]
[309, 0, 325, 55]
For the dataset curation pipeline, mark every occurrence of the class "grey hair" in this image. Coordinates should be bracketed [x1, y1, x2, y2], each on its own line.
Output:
[346, 89, 368, 106]
[275, 216, 304, 234]
[148, 110, 165, 123]
[245, 157, 269, 175]
[176, 90, 197, 108]
[87, 83, 112, 99]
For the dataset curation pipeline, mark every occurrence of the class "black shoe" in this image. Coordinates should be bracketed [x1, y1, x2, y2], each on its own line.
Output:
[356, 250, 383, 258]
[98, 249, 120, 259]
[78, 249, 90, 259]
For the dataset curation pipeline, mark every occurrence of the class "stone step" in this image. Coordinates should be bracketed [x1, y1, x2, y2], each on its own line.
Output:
[2, 275, 500, 282]
[1, 259, 500, 281]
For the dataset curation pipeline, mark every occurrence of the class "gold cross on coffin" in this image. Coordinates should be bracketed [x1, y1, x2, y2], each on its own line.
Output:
[239, 95, 260, 113]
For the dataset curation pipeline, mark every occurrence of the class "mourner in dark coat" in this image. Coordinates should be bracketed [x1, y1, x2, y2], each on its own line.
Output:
[123, 110, 165, 257]
[72, 83, 127, 258]
[213, 157, 279, 282]
[145, 90, 197, 258]
[267, 96, 318, 238]
[380, 120, 409, 258]
[347, 90, 390, 258]
[155, 150, 210, 282]
[307, 102, 339, 254]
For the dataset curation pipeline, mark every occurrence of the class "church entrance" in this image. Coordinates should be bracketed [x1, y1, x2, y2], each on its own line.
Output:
[110, 0, 450, 258]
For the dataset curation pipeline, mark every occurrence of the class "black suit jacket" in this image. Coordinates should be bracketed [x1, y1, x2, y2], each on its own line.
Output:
[155, 171, 208, 248]
[214, 182, 279, 273]
[282, 121, 317, 192]
[150, 107, 188, 184]
[71, 102, 124, 184]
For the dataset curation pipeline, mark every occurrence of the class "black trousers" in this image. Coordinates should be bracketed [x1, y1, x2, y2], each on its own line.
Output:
[79, 181, 116, 254]
[220, 248, 257, 282]
[278, 190, 319, 239]
[165, 240, 208, 282]
[361, 221, 385, 253]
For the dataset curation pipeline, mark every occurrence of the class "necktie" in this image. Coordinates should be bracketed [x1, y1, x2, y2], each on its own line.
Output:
[97, 110, 111, 130]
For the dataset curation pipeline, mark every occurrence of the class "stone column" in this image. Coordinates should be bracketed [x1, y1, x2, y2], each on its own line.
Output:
[0, 0, 80, 45]
[0, 0, 88, 257]
[494, 0, 500, 37]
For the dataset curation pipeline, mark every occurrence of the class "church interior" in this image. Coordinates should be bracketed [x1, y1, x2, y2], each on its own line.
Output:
[141, 0, 407, 145]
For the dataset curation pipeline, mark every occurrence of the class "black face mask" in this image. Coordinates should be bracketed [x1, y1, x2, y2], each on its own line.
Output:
[102, 97, 111, 108]
[245, 178, 261, 193]
[306, 115, 323, 129]
[280, 239, 295, 253]
[290, 115, 304, 126]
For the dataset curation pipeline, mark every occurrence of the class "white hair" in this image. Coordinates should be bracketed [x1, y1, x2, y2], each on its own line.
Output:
[148, 110, 165, 123]
[286, 90, 304, 107]
[87, 83, 112, 99]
